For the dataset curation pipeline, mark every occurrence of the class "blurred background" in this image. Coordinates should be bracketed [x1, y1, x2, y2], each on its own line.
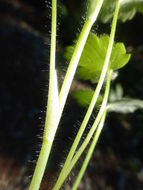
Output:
[0, 0, 143, 189]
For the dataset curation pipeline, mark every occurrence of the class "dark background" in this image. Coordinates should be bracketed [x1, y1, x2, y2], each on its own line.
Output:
[0, 0, 143, 189]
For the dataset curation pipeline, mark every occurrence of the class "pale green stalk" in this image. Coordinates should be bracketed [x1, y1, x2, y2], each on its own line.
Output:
[58, 70, 112, 188]
[30, 1, 104, 189]
[72, 111, 106, 190]
[29, 0, 59, 189]
[59, 0, 104, 115]
[53, 0, 120, 188]
[72, 106, 107, 189]
[52, 2, 104, 190]
[72, 70, 111, 190]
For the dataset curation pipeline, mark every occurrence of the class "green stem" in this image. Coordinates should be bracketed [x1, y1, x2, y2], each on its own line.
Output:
[29, 0, 58, 189]
[61, 70, 111, 187]
[72, 106, 107, 190]
[30, 1, 104, 189]
[52, 2, 104, 190]
[53, 70, 111, 190]
[59, 0, 104, 115]
[29, 141, 53, 190]
[59, 19, 91, 113]
[53, 0, 120, 188]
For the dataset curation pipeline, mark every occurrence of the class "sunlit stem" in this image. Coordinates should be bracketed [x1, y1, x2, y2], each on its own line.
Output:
[53, 0, 120, 188]
[29, 0, 59, 189]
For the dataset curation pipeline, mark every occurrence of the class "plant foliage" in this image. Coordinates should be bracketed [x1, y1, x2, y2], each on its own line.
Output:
[107, 98, 143, 113]
[99, 0, 143, 23]
[65, 33, 131, 83]
[72, 89, 102, 107]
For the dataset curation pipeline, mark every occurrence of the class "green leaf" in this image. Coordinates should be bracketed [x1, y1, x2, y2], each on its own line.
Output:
[99, 0, 143, 23]
[107, 98, 143, 113]
[72, 89, 102, 107]
[65, 33, 131, 83]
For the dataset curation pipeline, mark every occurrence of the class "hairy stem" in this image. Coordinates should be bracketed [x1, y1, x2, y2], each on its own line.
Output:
[72, 111, 106, 189]
[59, 0, 104, 116]
[72, 103, 107, 189]
[59, 70, 111, 188]
[53, 2, 104, 190]
[53, 0, 120, 188]
[29, 0, 58, 189]
[72, 110, 106, 189]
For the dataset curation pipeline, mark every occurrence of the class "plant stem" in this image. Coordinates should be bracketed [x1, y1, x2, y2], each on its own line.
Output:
[71, 70, 111, 190]
[53, 69, 111, 189]
[59, 0, 104, 115]
[29, 0, 58, 189]
[59, 70, 111, 188]
[30, 1, 104, 189]
[72, 105, 107, 190]
[52, 3, 104, 190]
[53, 0, 120, 188]
[72, 111, 106, 190]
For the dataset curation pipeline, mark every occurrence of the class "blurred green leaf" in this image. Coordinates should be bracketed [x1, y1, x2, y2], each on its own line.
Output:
[107, 98, 143, 113]
[72, 89, 102, 107]
[109, 84, 124, 102]
[99, 0, 143, 23]
[65, 33, 131, 83]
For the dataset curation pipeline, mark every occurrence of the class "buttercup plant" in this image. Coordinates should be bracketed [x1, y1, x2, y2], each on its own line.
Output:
[30, 0, 105, 189]
[29, 0, 143, 189]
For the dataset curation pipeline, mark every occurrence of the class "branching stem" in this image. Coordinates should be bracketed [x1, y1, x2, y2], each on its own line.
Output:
[53, 0, 120, 188]
[59, 0, 104, 114]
